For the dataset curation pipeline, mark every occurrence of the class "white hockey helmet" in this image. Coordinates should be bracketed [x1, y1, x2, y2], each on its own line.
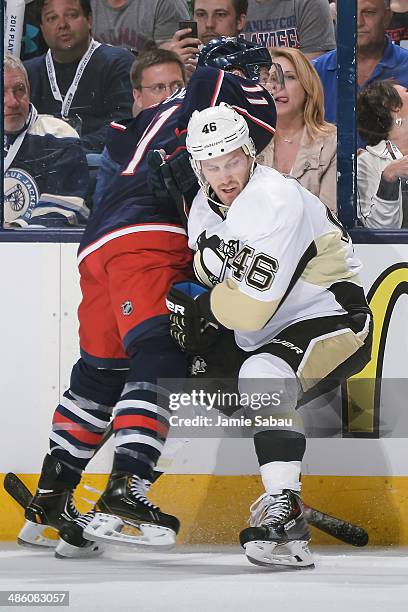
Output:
[186, 103, 256, 205]
[187, 102, 255, 161]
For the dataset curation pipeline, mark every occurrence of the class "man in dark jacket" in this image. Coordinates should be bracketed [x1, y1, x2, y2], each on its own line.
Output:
[24, 0, 134, 153]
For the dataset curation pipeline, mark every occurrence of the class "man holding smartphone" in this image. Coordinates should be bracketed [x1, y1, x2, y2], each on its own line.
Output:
[160, 20, 200, 75]
[163, 2, 249, 76]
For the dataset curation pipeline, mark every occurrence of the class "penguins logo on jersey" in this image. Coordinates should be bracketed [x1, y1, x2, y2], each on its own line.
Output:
[3, 168, 39, 224]
[194, 231, 239, 286]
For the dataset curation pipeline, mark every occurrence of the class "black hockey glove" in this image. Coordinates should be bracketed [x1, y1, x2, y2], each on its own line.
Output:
[166, 281, 220, 354]
[147, 146, 198, 201]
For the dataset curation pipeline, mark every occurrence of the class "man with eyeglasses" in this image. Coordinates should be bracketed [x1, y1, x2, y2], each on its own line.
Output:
[131, 48, 186, 115]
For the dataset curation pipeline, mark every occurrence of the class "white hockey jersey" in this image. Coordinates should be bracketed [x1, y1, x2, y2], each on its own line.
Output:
[188, 164, 366, 351]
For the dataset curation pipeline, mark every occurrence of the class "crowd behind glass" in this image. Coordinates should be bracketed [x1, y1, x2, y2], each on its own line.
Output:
[3, 0, 408, 230]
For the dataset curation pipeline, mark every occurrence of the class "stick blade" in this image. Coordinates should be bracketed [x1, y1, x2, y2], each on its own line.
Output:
[303, 503, 369, 547]
[3, 473, 33, 510]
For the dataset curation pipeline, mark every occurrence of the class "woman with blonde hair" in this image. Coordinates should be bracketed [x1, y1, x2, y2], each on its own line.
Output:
[259, 47, 337, 212]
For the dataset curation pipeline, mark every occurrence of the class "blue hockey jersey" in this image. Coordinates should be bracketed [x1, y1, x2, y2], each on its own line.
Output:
[78, 67, 276, 262]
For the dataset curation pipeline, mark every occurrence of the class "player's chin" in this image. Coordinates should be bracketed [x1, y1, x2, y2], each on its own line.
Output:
[218, 192, 236, 207]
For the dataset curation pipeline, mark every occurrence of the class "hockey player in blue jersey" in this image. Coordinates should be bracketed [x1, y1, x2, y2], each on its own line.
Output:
[18, 37, 277, 558]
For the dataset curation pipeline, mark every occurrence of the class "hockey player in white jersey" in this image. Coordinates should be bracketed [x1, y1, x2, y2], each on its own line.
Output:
[166, 103, 373, 569]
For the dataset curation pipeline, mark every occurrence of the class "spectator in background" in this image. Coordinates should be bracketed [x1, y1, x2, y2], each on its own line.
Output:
[24, 0, 135, 154]
[93, 48, 187, 208]
[258, 47, 337, 212]
[131, 48, 186, 113]
[387, 0, 408, 44]
[119, 1, 249, 80]
[314, 0, 408, 124]
[192, 0, 248, 43]
[329, 0, 408, 46]
[90, 0, 190, 53]
[244, 0, 336, 60]
[3, 53, 89, 228]
[162, 0, 246, 76]
[356, 80, 408, 228]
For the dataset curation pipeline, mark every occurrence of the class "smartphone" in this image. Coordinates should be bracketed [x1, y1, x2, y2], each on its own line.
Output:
[179, 20, 198, 40]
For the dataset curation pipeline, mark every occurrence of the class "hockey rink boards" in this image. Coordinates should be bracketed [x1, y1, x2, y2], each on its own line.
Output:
[0, 238, 407, 610]
[0, 240, 407, 546]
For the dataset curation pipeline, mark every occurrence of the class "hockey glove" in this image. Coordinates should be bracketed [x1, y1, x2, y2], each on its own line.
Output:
[147, 146, 198, 201]
[166, 281, 220, 354]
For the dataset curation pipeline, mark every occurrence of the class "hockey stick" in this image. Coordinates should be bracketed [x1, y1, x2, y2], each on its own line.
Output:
[2, 423, 115, 512]
[4, 471, 368, 547]
[3, 472, 32, 509]
[302, 503, 368, 547]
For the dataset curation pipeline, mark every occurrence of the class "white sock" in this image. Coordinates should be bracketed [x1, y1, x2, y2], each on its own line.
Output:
[260, 460, 301, 494]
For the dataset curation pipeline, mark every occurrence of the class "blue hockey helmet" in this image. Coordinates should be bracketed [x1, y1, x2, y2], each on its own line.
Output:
[197, 36, 272, 82]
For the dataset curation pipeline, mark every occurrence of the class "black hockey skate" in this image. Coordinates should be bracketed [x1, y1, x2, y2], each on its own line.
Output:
[18, 487, 79, 549]
[239, 490, 314, 569]
[55, 510, 105, 559]
[83, 472, 180, 549]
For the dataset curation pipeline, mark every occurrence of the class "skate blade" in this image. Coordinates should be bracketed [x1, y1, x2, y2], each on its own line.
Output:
[244, 540, 315, 569]
[83, 513, 177, 549]
[17, 521, 59, 549]
[54, 539, 105, 559]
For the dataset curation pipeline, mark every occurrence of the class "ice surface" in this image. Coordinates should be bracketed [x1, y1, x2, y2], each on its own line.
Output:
[0, 544, 407, 612]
